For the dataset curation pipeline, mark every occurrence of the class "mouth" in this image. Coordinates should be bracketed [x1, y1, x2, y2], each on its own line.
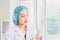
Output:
[24, 21, 28, 23]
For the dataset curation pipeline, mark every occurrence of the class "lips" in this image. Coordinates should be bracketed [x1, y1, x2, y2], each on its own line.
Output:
[24, 21, 28, 23]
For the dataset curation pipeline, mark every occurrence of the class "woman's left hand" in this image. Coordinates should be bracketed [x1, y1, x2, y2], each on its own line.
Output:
[31, 33, 41, 40]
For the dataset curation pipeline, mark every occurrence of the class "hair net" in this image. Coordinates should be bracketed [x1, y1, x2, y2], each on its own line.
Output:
[13, 6, 28, 25]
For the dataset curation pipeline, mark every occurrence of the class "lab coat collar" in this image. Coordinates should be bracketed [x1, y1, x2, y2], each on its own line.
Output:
[14, 26, 25, 38]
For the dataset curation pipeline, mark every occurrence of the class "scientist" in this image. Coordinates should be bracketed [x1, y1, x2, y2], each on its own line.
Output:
[5, 6, 41, 40]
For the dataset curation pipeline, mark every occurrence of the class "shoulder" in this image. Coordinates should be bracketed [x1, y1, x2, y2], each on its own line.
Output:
[5, 26, 17, 36]
[5, 26, 17, 40]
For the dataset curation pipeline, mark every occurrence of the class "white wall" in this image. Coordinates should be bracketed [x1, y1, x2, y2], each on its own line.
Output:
[0, 0, 10, 21]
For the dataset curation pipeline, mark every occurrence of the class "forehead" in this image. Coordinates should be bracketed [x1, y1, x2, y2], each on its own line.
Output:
[20, 11, 29, 15]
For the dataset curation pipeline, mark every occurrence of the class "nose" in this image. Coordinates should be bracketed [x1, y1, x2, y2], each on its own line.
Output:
[25, 16, 28, 21]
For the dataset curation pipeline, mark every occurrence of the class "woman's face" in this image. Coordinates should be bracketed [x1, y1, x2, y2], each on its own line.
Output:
[18, 11, 29, 25]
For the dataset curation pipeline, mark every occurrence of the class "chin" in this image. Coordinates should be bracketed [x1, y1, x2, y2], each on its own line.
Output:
[24, 23, 27, 26]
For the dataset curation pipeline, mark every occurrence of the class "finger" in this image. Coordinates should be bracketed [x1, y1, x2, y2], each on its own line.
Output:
[35, 36, 40, 40]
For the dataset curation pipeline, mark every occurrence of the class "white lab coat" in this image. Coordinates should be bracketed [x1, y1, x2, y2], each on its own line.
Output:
[5, 25, 37, 40]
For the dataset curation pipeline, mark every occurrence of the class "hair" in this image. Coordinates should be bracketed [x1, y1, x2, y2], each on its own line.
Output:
[13, 6, 28, 25]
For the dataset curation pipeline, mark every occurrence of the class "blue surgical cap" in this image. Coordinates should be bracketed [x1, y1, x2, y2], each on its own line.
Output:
[13, 6, 28, 25]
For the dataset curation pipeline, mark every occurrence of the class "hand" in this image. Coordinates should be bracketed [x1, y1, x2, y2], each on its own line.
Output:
[31, 34, 40, 40]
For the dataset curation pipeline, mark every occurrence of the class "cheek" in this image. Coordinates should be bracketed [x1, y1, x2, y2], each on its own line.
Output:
[19, 18, 25, 23]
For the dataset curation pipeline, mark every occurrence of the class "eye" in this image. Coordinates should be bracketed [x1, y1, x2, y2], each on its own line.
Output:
[21, 14, 25, 18]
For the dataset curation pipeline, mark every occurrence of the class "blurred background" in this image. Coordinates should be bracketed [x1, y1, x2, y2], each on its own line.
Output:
[46, 0, 60, 40]
[0, 0, 60, 40]
[0, 0, 10, 40]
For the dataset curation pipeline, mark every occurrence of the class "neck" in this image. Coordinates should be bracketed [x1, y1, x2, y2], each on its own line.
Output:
[18, 24, 27, 35]
[18, 24, 27, 30]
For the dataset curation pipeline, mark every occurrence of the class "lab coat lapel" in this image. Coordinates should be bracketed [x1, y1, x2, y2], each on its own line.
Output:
[14, 26, 24, 40]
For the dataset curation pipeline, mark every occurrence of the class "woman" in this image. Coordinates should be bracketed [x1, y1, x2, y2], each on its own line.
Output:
[5, 6, 41, 40]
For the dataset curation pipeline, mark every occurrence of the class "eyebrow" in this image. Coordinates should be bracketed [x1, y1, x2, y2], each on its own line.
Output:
[21, 14, 25, 16]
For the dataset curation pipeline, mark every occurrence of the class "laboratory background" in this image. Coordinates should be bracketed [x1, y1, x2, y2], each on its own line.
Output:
[0, 0, 60, 40]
